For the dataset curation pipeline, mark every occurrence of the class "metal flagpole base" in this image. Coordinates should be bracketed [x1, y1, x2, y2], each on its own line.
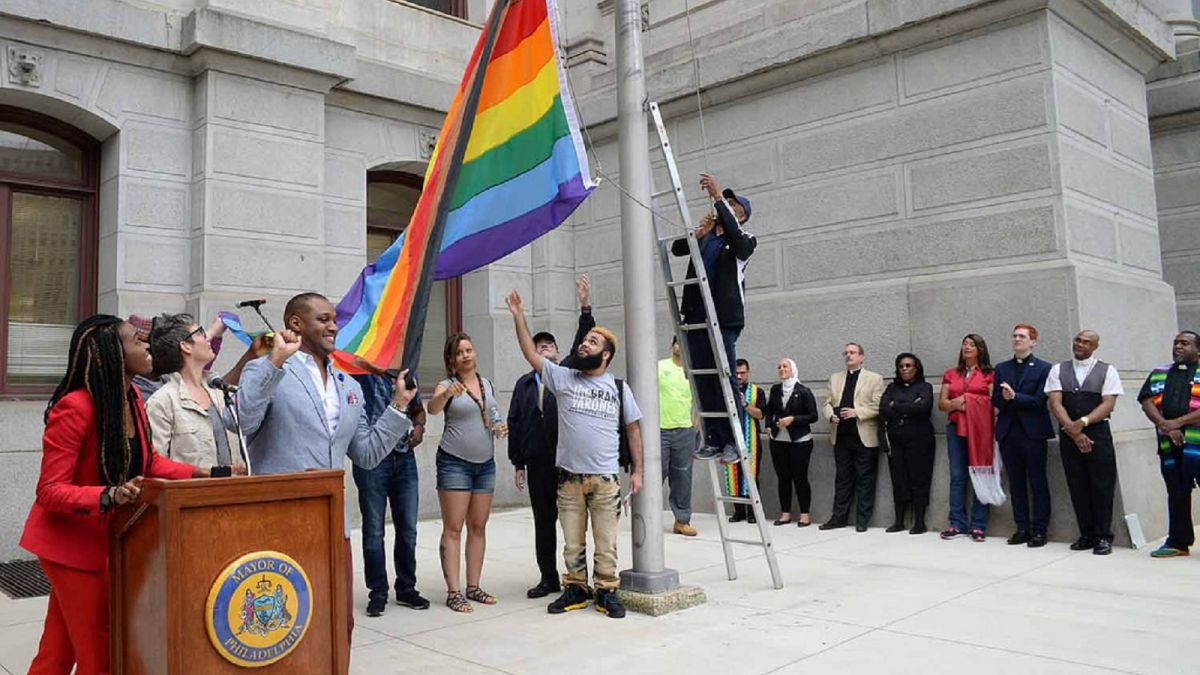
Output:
[618, 566, 679, 594]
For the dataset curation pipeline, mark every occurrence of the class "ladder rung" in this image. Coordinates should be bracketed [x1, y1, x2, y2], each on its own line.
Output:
[698, 412, 734, 418]
[659, 234, 688, 244]
[666, 278, 701, 288]
[679, 323, 709, 331]
[726, 537, 773, 547]
[651, 188, 674, 199]
[717, 496, 754, 505]
[688, 368, 722, 376]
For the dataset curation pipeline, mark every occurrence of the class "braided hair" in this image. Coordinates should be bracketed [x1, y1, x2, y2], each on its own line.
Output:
[46, 314, 135, 486]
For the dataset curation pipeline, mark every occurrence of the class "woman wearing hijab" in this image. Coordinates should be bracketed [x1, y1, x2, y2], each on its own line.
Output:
[938, 334, 1001, 542]
[765, 358, 819, 526]
[880, 353, 936, 534]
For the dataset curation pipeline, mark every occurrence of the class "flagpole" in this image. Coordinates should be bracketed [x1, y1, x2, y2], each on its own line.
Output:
[615, 0, 679, 595]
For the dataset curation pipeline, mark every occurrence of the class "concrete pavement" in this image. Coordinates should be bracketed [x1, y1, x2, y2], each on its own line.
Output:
[2, 509, 1198, 674]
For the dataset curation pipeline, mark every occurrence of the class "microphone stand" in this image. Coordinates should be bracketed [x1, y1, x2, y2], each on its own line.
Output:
[223, 387, 252, 476]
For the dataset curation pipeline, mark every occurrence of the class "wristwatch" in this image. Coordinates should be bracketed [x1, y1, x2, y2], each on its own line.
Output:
[99, 487, 114, 513]
[1081, 416, 1090, 428]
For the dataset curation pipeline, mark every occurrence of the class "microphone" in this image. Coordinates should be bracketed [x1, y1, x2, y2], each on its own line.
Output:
[208, 376, 239, 394]
[235, 298, 275, 332]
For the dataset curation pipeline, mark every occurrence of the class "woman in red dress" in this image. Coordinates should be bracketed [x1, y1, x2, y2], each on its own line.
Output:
[938, 334, 1002, 543]
[22, 315, 206, 675]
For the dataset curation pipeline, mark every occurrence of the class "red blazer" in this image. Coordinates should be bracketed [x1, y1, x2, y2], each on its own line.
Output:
[20, 388, 194, 572]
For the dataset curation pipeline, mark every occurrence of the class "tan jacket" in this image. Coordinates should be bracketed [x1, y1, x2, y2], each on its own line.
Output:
[145, 372, 245, 469]
[822, 368, 885, 448]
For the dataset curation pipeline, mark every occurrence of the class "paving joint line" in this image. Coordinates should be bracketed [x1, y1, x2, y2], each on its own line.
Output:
[875, 628, 1143, 675]
[384, 603, 547, 640]
[396, 635, 517, 674]
[760, 549, 1080, 674]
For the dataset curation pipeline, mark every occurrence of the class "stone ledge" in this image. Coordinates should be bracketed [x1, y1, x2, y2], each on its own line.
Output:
[617, 585, 707, 616]
[182, 7, 357, 82]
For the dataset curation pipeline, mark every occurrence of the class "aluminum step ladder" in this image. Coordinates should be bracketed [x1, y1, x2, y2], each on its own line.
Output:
[648, 101, 783, 589]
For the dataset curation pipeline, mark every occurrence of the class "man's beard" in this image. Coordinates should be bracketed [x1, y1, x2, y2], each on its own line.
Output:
[571, 351, 606, 371]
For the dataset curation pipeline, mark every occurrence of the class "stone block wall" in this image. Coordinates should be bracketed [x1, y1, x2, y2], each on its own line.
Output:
[559, 4, 1179, 544]
[0, 1, 484, 559]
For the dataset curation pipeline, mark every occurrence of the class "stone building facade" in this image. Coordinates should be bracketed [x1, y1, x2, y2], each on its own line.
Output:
[0, 0, 1198, 561]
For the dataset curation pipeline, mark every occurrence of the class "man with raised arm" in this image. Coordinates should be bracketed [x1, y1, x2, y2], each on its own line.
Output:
[506, 289, 643, 619]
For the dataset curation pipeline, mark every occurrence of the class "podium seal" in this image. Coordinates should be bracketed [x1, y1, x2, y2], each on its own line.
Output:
[205, 551, 313, 667]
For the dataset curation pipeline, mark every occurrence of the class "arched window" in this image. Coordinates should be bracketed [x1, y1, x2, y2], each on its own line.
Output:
[0, 107, 98, 396]
[367, 170, 462, 387]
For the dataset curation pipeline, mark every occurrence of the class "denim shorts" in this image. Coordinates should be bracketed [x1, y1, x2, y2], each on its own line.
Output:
[436, 448, 496, 493]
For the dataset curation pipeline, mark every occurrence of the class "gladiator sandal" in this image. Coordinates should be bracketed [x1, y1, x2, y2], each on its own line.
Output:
[446, 590, 473, 613]
[464, 586, 497, 605]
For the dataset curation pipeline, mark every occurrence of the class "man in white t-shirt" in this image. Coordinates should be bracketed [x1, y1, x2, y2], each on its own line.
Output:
[1044, 330, 1124, 556]
[506, 289, 644, 619]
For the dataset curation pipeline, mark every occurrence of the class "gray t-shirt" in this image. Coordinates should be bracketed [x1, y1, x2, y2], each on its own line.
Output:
[540, 360, 643, 474]
[437, 376, 499, 464]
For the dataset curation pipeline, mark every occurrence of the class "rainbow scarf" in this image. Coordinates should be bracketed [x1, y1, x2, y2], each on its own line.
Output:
[1146, 364, 1200, 456]
[723, 384, 760, 496]
[334, 0, 594, 371]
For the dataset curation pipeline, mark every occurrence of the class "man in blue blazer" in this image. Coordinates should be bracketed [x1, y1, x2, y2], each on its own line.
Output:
[238, 292, 416, 665]
[992, 323, 1055, 547]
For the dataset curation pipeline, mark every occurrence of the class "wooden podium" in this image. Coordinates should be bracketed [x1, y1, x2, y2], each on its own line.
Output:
[109, 470, 348, 674]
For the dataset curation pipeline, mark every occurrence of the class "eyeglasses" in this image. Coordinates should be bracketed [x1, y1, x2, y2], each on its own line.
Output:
[186, 325, 206, 341]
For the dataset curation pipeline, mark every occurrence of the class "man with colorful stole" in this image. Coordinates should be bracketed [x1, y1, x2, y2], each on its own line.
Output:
[1137, 330, 1200, 558]
[727, 359, 767, 523]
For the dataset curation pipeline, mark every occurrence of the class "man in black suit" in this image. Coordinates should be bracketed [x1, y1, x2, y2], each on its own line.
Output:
[507, 275, 594, 598]
[992, 323, 1055, 547]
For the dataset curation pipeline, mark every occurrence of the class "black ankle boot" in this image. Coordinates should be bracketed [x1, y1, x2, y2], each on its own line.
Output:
[886, 502, 907, 533]
[909, 505, 927, 534]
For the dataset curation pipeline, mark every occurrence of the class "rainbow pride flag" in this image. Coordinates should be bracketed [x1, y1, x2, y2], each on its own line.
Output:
[334, 0, 594, 372]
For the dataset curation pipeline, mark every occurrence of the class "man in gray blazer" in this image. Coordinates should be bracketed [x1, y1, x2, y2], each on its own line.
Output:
[237, 292, 416, 662]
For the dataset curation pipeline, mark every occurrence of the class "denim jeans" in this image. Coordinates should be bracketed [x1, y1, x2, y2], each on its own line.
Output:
[661, 427, 698, 523]
[353, 450, 419, 602]
[686, 326, 745, 449]
[947, 424, 989, 532]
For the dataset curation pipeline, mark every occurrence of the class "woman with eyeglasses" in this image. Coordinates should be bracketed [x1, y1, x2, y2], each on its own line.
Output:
[144, 313, 248, 476]
[428, 332, 506, 613]
[879, 353, 936, 534]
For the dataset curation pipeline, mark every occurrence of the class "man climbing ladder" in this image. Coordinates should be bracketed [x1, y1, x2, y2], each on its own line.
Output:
[671, 172, 757, 464]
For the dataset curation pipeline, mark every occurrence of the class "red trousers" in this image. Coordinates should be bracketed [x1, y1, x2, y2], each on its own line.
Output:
[28, 558, 109, 675]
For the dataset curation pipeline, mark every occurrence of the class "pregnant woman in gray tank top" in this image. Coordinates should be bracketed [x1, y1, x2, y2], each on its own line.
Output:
[427, 332, 506, 613]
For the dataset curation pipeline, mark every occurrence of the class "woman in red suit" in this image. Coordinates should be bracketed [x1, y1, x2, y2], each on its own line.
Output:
[22, 315, 206, 675]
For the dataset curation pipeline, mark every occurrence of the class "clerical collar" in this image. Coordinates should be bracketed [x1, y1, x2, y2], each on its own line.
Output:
[847, 368, 861, 375]
[1178, 362, 1198, 371]
[1015, 353, 1032, 364]
[1072, 356, 1095, 368]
